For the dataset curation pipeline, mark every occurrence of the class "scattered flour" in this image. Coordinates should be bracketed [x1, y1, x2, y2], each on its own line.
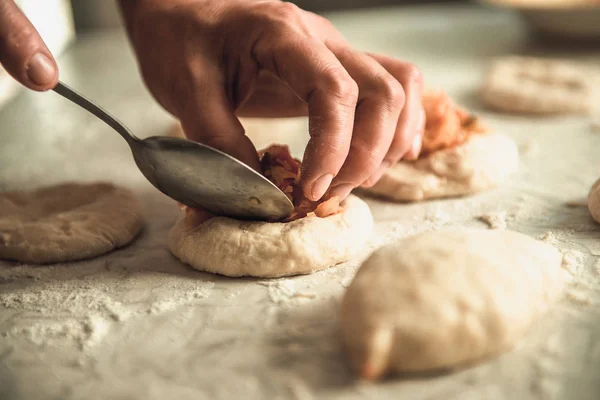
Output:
[477, 211, 508, 229]
[147, 281, 215, 314]
[9, 314, 110, 350]
[426, 209, 451, 229]
[0, 283, 131, 322]
[560, 249, 585, 277]
[566, 289, 593, 306]
[539, 231, 557, 243]
[258, 280, 316, 304]
[0, 270, 217, 349]
[594, 258, 600, 276]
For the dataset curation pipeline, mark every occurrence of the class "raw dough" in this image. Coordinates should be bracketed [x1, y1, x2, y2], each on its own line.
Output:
[363, 133, 519, 202]
[481, 56, 599, 115]
[587, 177, 600, 223]
[0, 182, 143, 264]
[340, 228, 564, 379]
[168, 195, 373, 278]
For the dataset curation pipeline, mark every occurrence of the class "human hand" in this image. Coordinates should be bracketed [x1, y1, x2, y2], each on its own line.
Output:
[0, 0, 58, 90]
[119, 0, 425, 201]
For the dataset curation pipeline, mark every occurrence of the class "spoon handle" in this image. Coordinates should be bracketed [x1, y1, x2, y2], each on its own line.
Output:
[52, 81, 138, 144]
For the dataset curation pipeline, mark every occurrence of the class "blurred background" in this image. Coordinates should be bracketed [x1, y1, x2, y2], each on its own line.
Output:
[0, 0, 463, 108]
[0, 0, 598, 108]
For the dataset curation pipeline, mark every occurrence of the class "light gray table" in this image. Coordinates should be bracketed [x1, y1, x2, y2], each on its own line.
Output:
[1, 4, 600, 400]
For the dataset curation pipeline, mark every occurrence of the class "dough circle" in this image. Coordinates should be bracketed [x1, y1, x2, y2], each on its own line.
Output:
[363, 133, 519, 202]
[481, 56, 598, 115]
[168, 195, 373, 278]
[340, 228, 564, 379]
[587, 177, 600, 223]
[0, 182, 143, 264]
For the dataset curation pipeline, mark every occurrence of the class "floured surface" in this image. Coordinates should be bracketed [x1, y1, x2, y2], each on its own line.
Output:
[1, 6, 600, 400]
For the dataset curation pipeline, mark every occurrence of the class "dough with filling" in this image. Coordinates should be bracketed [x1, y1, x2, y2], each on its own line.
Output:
[340, 228, 564, 380]
[168, 195, 373, 278]
[0, 182, 143, 263]
[365, 133, 519, 202]
[363, 89, 519, 202]
[168, 144, 373, 278]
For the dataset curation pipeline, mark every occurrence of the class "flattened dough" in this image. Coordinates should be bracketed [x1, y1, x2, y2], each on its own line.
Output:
[168, 195, 373, 278]
[587, 177, 600, 223]
[363, 133, 519, 202]
[482, 56, 599, 115]
[340, 229, 564, 379]
[0, 182, 143, 263]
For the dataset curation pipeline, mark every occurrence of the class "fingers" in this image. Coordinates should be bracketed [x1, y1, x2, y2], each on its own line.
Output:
[0, 1, 58, 90]
[368, 54, 425, 166]
[253, 31, 358, 201]
[179, 72, 261, 172]
[325, 45, 405, 200]
[236, 71, 308, 118]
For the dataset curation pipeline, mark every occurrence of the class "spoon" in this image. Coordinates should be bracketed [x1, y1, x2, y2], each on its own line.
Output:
[52, 81, 294, 221]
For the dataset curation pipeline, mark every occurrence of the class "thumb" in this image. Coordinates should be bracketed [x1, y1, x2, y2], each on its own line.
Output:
[179, 84, 261, 172]
[0, 1, 58, 91]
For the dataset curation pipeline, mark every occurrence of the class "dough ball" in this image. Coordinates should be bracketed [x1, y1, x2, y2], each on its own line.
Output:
[587, 177, 600, 223]
[481, 56, 599, 115]
[362, 133, 519, 202]
[168, 195, 373, 278]
[0, 182, 144, 264]
[340, 228, 564, 380]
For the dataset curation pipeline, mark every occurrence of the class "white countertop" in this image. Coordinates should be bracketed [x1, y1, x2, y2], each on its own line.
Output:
[1, 3, 600, 399]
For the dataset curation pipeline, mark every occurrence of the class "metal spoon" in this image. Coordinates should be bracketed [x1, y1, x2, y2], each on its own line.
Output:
[52, 81, 294, 221]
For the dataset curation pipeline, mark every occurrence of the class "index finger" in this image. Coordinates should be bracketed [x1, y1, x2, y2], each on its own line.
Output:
[0, 1, 58, 90]
[253, 32, 358, 201]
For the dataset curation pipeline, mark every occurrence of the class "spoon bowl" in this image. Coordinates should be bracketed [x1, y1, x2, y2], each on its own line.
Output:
[52, 81, 294, 221]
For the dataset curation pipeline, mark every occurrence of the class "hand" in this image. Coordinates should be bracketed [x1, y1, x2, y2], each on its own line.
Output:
[0, 1, 58, 90]
[119, 0, 425, 201]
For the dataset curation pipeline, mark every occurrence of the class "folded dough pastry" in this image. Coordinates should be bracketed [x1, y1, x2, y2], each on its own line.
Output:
[340, 228, 564, 380]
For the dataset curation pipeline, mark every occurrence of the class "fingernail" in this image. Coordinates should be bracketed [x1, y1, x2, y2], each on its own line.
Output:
[330, 183, 355, 200]
[310, 173, 334, 201]
[362, 161, 391, 188]
[26, 53, 56, 87]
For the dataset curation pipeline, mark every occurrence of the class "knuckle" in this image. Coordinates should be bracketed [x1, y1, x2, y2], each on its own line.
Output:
[373, 74, 405, 110]
[276, 2, 302, 19]
[322, 68, 359, 107]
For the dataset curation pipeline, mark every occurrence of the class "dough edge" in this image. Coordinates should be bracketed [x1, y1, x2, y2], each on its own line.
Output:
[168, 195, 374, 278]
[0, 182, 144, 264]
[363, 133, 519, 202]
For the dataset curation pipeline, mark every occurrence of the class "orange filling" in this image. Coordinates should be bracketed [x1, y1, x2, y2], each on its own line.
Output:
[420, 89, 486, 157]
[180, 145, 342, 224]
[259, 144, 342, 222]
